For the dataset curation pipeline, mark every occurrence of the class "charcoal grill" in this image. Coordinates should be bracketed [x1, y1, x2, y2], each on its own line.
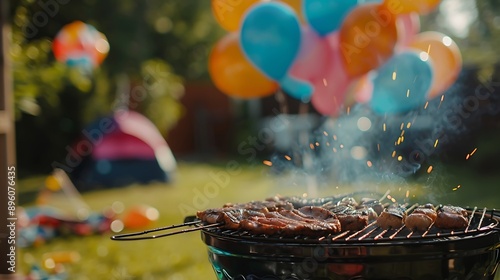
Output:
[112, 201, 500, 280]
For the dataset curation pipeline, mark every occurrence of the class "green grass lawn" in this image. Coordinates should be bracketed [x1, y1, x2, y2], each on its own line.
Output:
[18, 161, 500, 279]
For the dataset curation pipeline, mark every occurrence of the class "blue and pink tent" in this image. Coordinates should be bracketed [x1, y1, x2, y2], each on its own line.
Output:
[69, 111, 176, 190]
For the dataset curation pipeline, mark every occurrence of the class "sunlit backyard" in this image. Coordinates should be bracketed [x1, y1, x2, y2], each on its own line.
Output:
[17, 161, 500, 279]
[3, 0, 500, 279]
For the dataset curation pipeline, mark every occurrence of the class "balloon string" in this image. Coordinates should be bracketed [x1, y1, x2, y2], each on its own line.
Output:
[275, 90, 288, 115]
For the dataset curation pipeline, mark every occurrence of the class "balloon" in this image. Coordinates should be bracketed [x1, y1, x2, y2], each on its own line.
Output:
[339, 3, 398, 78]
[352, 74, 373, 103]
[123, 205, 159, 229]
[240, 2, 313, 100]
[370, 52, 433, 114]
[396, 12, 420, 47]
[211, 0, 260, 31]
[279, 0, 306, 23]
[52, 21, 109, 68]
[289, 27, 331, 83]
[408, 31, 462, 99]
[45, 175, 61, 191]
[209, 33, 278, 98]
[304, 0, 358, 37]
[311, 33, 352, 116]
[382, 0, 441, 15]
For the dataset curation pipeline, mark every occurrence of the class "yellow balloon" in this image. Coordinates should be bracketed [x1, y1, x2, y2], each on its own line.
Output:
[45, 175, 61, 191]
[383, 0, 441, 15]
[211, 0, 261, 31]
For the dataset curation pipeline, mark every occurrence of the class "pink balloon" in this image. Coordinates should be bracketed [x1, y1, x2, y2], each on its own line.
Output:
[396, 13, 420, 48]
[353, 74, 373, 104]
[311, 32, 352, 116]
[289, 27, 331, 82]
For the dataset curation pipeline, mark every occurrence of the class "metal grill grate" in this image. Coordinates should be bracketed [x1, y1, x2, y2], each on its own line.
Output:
[201, 208, 499, 244]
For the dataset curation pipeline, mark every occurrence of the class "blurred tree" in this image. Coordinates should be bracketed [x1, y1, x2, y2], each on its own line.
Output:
[10, 0, 223, 175]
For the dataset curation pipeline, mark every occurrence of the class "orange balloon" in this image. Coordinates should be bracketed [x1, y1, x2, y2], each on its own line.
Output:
[123, 205, 159, 229]
[339, 3, 398, 78]
[279, 0, 305, 23]
[383, 0, 441, 15]
[209, 33, 279, 98]
[409, 31, 462, 99]
[211, 0, 261, 31]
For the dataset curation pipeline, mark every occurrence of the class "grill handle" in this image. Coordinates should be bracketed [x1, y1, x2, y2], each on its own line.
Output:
[110, 217, 222, 241]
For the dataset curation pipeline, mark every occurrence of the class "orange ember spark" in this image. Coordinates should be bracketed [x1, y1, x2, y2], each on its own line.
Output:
[427, 166, 433, 173]
[263, 160, 273, 167]
[284, 155, 291, 161]
[367, 161, 373, 167]
[309, 143, 315, 150]
[466, 148, 478, 160]
[323, 131, 328, 136]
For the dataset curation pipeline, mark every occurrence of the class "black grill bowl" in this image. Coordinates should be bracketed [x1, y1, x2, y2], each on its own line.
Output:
[201, 214, 500, 280]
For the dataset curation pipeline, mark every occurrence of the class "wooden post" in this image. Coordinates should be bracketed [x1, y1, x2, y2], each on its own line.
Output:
[0, 0, 17, 276]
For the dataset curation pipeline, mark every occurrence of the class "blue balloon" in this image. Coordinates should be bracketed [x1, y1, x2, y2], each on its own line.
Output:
[303, 0, 359, 37]
[280, 75, 314, 102]
[370, 52, 433, 114]
[240, 2, 313, 100]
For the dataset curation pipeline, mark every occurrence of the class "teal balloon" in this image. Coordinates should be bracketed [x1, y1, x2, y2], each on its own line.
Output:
[280, 75, 314, 102]
[240, 2, 312, 100]
[240, 2, 301, 81]
[370, 52, 433, 114]
[304, 0, 359, 36]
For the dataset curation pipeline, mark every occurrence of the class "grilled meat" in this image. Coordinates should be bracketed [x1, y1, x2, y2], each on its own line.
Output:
[377, 205, 406, 229]
[405, 214, 433, 231]
[412, 205, 437, 222]
[197, 203, 341, 236]
[322, 204, 369, 231]
[405, 204, 437, 231]
[435, 205, 468, 229]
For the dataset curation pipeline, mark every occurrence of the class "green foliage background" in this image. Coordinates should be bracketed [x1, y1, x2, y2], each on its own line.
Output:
[10, 0, 224, 176]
